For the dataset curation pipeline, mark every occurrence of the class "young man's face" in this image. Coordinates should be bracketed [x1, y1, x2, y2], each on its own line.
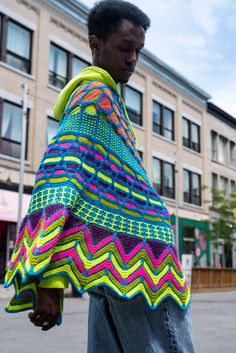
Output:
[90, 19, 145, 83]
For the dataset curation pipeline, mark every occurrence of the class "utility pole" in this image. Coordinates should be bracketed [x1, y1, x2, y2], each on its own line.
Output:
[174, 152, 179, 256]
[17, 83, 29, 235]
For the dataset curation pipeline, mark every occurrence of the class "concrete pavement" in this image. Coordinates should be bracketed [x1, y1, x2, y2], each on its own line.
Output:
[0, 290, 236, 353]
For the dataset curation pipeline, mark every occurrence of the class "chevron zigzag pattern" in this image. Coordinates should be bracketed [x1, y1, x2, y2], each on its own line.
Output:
[5, 204, 190, 310]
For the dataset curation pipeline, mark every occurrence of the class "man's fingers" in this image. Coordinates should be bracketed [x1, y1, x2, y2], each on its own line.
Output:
[28, 311, 39, 324]
[41, 314, 59, 331]
[41, 318, 57, 331]
[28, 311, 51, 327]
[33, 313, 48, 327]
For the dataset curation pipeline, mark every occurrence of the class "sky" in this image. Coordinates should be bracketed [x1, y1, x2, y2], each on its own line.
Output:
[80, 0, 236, 117]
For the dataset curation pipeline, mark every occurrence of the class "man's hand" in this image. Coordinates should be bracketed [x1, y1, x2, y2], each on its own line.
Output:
[28, 287, 62, 331]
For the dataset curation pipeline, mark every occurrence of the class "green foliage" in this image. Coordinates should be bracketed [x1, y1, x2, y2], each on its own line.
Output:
[204, 186, 236, 248]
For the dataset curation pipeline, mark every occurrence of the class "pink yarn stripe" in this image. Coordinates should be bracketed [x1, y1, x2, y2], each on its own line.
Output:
[157, 272, 182, 292]
[51, 249, 85, 273]
[114, 238, 143, 263]
[37, 233, 61, 254]
[27, 219, 43, 240]
[95, 153, 104, 161]
[84, 227, 113, 253]
[88, 259, 123, 282]
[126, 267, 155, 289]
[10, 244, 26, 268]
[60, 142, 72, 148]
[60, 225, 85, 238]
[170, 249, 182, 271]
[43, 208, 66, 229]
[15, 222, 28, 246]
[54, 170, 66, 175]
[36, 172, 44, 178]
[145, 246, 169, 267]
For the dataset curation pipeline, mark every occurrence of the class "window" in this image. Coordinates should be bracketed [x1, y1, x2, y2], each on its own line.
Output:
[218, 136, 228, 164]
[152, 101, 174, 141]
[230, 141, 235, 167]
[212, 173, 218, 205]
[0, 100, 28, 159]
[72, 56, 88, 78]
[182, 226, 195, 255]
[47, 117, 59, 145]
[212, 173, 218, 190]
[231, 180, 235, 195]
[182, 118, 200, 153]
[152, 101, 161, 134]
[183, 169, 201, 206]
[124, 86, 142, 125]
[219, 176, 228, 197]
[153, 158, 161, 195]
[49, 43, 89, 89]
[0, 15, 32, 73]
[153, 157, 175, 199]
[211, 131, 217, 160]
[49, 45, 67, 89]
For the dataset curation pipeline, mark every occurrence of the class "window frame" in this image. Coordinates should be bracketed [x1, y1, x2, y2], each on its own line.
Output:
[229, 141, 235, 167]
[49, 42, 89, 89]
[47, 116, 59, 145]
[211, 130, 217, 160]
[0, 14, 33, 74]
[123, 85, 143, 126]
[153, 157, 175, 199]
[0, 98, 29, 159]
[152, 100, 174, 141]
[182, 117, 200, 153]
[183, 169, 201, 206]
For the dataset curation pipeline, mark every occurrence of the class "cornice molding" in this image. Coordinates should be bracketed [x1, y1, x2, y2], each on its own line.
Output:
[153, 81, 177, 99]
[15, 0, 40, 14]
[182, 99, 203, 115]
[50, 16, 88, 44]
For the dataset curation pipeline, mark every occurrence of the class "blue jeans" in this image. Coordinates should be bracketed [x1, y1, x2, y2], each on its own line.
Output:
[87, 286, 195, 353]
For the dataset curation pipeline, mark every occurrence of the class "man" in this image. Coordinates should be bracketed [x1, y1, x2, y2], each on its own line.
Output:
[5, 1, 195, 352]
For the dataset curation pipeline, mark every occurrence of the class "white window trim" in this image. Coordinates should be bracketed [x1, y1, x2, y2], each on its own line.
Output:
[127, 80, 145, 94]
[152, 95, 176, 112]
[0, 62, 34, 80]
[0, 89, 33, 109]
[152, 151, 175, 165]
[49, 34, 91, 64]
[182, 112, 202, 126]
[0, 4, 37, 31]
[182, 163, 202, 175]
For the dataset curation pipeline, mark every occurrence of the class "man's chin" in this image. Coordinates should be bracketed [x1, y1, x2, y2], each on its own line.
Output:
[118, 76, 130, 84]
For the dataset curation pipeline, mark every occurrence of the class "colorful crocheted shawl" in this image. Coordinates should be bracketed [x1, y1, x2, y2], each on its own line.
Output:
[4, 66, 190, 322]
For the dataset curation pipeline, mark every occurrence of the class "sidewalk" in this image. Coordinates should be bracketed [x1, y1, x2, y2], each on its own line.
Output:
[0, 284, 14, 299]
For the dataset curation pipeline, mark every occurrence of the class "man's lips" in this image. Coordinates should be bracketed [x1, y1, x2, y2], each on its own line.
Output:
[122, 68, 134, 74]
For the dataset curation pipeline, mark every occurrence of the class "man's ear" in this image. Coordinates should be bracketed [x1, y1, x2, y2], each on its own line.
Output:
[89, 35, 101, 55]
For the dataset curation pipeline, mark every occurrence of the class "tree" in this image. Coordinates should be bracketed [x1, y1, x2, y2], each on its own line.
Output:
[204, 186, 236, 267]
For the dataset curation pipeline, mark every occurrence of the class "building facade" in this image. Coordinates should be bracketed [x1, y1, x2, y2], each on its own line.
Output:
[0, 0, 235, 281]
[207, 103, 236, 268]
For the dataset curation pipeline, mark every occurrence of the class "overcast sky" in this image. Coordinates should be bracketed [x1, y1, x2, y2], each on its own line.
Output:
[80, 0, 236, 117]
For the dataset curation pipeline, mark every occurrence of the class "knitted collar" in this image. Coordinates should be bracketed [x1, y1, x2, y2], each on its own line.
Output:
[54, 66, 119, 121]
[53, 66, 137, 144]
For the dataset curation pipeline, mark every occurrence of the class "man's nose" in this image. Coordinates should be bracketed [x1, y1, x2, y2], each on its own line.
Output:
[126, 51, 137, 65]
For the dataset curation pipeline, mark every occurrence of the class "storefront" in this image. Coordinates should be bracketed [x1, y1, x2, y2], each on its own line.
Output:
[171, 215, 210, 267]
[0, 189, 31, 283]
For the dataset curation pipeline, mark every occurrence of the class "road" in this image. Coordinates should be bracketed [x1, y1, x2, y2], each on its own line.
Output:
[0, 291, 235, 353]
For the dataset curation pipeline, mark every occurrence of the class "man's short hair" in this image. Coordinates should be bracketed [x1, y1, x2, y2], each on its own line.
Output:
[88, 0, 150, 40]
